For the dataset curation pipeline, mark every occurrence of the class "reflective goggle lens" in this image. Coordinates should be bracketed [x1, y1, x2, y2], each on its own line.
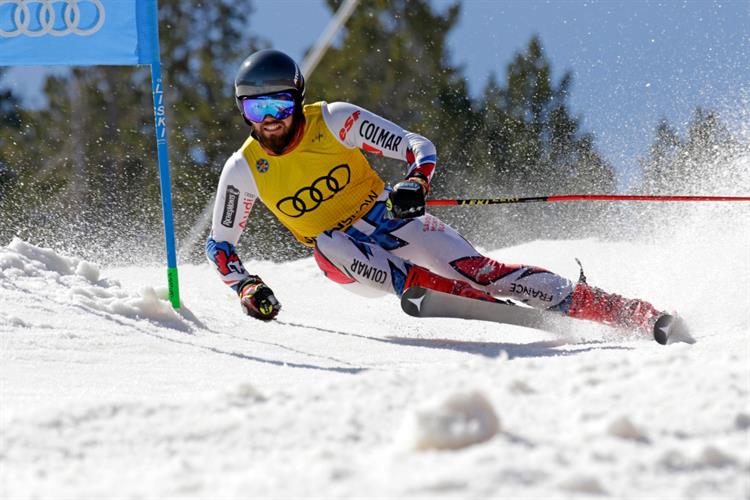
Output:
[241, 93, 295, 123]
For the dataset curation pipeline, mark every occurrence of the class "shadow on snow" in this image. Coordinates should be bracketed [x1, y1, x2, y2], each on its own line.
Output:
[277, 320, 632, 360]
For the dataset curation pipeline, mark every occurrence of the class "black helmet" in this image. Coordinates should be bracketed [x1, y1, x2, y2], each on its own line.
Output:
[235, 49, 305, 108]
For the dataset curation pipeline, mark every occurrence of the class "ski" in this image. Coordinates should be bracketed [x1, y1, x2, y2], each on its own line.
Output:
[652, 314, 695, 345]
[401, 286, 696, 345]
[400, 286, 579, 336]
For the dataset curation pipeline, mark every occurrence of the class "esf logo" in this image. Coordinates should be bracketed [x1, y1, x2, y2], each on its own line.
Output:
[359, 120, 403, 152]
[276, 164, 351, 218]
[339, 110, 360, 140]
[256, 158, 270, 173]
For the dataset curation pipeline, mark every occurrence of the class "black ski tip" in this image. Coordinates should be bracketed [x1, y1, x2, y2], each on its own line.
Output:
[401, 286, 428, 317]
[653, 315, 671, 345]
[653, 314, 695, 345]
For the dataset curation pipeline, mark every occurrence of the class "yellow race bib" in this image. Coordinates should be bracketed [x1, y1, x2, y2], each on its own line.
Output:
[240, 102, 385, 246]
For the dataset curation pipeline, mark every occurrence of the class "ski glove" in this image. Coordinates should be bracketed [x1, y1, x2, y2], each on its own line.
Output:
[238, 276, 281, 321]
[387, 176, 429, 219]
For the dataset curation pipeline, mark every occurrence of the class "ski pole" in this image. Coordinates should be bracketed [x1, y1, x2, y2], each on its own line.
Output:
[426, 194, 750, 206]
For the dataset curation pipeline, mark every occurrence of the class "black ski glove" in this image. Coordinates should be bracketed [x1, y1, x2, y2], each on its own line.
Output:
[387, 177, 428, 219]
[238, 276, 281, 321]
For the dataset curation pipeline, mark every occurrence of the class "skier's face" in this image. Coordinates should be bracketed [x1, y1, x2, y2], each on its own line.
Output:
[240, 92, 299, 154]
[251, 114, 296, 154]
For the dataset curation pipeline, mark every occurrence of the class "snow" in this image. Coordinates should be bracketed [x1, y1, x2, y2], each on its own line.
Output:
[398, 390, 500, 451]
[1, 203, 749, 498]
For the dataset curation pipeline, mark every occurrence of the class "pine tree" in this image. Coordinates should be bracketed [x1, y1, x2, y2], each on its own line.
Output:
[468, 36, 616, 244]
[0, 70, 27, 240]
[473, 36, 614, 195]
[630, 108, 747, 241]
[0, 71, 22, 204]
[640, 119, 681, 195]
[640, 109, 742, 196]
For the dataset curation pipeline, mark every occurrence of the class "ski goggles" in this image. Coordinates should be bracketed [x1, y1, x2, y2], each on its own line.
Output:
[240, 92, 296, 123]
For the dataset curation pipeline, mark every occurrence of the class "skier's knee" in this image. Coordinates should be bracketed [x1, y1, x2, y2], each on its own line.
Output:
[314, 232, 393, 298]
[314, 237, 353, 285]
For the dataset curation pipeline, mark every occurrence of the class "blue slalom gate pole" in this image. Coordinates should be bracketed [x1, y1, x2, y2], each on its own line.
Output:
[143, 0, 180, 309]
[141, 0, 180, 309]
[150, 62, 180, 309]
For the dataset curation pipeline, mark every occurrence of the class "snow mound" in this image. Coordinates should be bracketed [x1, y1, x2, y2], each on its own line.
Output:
[559, 475, 608, 495]
[0, 238, 202, 332]
[607, 415, 650, 443]
[399, 390, 500, 450]
[0, 312, 28, 327]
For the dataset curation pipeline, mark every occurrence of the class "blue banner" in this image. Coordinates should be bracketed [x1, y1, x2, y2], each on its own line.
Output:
[0, 0, 159, 66]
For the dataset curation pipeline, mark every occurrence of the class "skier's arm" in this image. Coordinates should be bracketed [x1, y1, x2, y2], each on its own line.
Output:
[205, 152, 257, 292]
[321, 101, 437, 186]
[206, 153, 282, 319]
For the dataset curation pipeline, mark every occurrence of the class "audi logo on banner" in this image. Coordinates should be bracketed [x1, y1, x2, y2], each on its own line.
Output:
[0, 0, 106, 37]
[276, 164, 351, 218]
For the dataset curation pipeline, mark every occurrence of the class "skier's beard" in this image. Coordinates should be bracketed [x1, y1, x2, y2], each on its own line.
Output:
[253, 112, 302, 155]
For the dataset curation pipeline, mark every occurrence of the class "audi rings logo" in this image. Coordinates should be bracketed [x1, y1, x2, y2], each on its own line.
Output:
[0, 0, 106, 38]
[276, 164, 351, 218]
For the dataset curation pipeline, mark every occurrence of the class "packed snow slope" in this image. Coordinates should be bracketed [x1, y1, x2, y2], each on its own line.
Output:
[1, 200, 749, 499]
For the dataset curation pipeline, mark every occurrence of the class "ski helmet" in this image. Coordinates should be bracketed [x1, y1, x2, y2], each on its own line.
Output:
[234, 49, 305, 120]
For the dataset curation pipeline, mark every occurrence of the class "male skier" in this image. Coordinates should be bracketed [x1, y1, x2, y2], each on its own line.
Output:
[206, 49, 682, 342]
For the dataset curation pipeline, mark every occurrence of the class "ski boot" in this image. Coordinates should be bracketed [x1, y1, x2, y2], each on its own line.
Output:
[566, 280, 693, 344]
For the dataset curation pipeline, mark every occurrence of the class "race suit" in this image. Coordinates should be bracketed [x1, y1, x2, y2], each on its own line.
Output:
[206, 101, 575, 311]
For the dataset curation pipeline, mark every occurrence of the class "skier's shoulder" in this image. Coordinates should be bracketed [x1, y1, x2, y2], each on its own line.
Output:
[319, 101, 380, 141]
[222, 147, 252, 174]
[320, 100, 370, 121]
[217, 147, 258, 199]
[303, 100, 327, 115]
